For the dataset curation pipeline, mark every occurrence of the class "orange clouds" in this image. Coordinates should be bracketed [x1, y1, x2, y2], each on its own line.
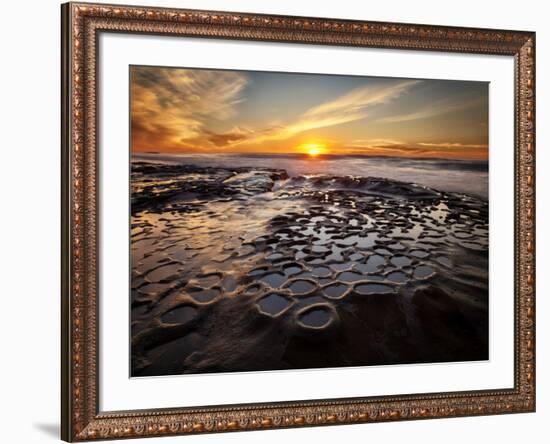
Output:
[131, 67, 422, 153]
[344, 139, 488, 160]
[130, 66, 488, 160]
[131, 67, 247, 152]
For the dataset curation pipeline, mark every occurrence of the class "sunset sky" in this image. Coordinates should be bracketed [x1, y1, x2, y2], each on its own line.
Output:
[130, 66, 489, 160]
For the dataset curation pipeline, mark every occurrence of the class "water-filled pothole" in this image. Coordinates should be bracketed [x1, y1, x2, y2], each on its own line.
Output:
[188, 288, 220, 303]
[339, 271, 364, 283]
[323, 283, 349, 299]
[256, 293, 291, 316]
[355, 283, 394, 295]
[298, 306, 332, 328]
[284, 264, 302, 276]
[288, 279, 316, 294]
[391, 256, 412, 267]
[312, 266, 332, 278]
[244, 284, 261, 295]
[413, 265, 435, 279]
[365, 255, 385, 272]
[387, 271, 408, 283]
[410, 250, 429, 259]
[260, 272, 287, 288]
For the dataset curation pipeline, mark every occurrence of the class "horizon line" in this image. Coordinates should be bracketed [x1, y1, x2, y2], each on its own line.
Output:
[132, 151, 489, 162]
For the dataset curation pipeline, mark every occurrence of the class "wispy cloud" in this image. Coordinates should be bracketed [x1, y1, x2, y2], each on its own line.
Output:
[417, 142, 487, 149]
[303, 80, 420, 122]
[347, 138, 405, 148]
[131, 67, 247, 151]
[288, 80, 421, 134]
[343, 138, 488, 159]
[376, 97, 484, 124]
[212, 80, 421, 148]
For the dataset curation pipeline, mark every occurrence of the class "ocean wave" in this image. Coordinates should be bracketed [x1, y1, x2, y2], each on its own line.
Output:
[132, 153, 489, 198]
[131, 161, 486, 215]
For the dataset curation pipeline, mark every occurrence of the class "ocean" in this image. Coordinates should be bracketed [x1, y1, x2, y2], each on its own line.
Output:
[132, 152, 488, 199]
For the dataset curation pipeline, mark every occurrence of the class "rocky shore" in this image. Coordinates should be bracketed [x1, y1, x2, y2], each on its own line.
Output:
[131, 160, 489, 376]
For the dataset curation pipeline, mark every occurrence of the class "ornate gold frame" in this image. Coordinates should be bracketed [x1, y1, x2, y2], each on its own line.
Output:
[61, 2, 536, 441]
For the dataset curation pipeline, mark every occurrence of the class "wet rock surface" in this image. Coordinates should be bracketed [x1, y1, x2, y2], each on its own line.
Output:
[131, 161, 488, 376]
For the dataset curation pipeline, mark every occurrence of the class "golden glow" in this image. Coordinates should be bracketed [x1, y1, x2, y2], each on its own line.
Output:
[300, 142, 327, 157]
[130, 66, 489, 160]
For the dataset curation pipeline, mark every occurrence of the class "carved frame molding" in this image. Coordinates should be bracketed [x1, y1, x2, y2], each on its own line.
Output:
[61, 2, 536, 441]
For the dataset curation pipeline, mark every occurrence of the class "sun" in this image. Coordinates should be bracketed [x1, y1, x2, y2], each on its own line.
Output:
[308, 147, 321, 156]
[300, 142, 326, 157]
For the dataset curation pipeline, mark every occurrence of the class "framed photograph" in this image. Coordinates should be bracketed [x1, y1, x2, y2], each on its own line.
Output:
[61, 2, 536, 441]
